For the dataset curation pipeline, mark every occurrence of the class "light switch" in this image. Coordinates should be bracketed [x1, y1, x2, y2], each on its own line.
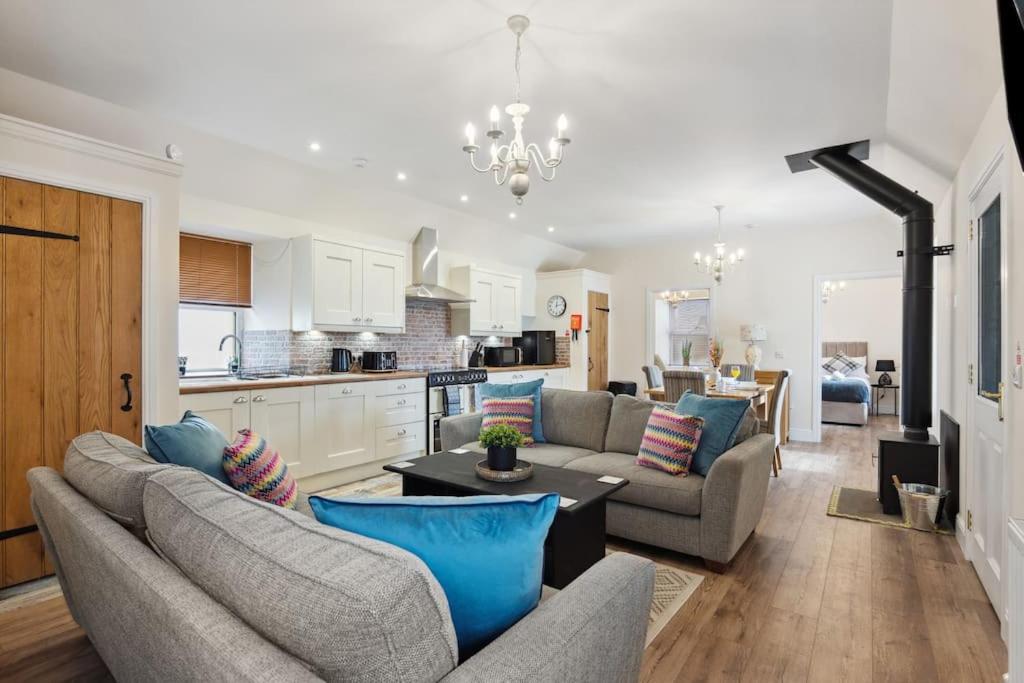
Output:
[774, 351, 785, 359]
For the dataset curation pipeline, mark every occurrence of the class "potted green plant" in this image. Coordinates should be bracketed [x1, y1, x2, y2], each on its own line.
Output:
[680, 340, 693, 367]
[479, 424, 524, 471]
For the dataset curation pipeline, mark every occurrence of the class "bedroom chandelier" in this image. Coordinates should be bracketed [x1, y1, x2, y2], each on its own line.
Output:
[694, 205, 745, 284]
[461, 15, 571, 205]
[659, 290, 691, 305]
[821, 280, 846, 304]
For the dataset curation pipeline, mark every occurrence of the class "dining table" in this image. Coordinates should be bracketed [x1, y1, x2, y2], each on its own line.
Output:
[644, 383, 775, 421]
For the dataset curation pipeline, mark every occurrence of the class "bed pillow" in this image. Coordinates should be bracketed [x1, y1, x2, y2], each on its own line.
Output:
[481, 396, 536, 446]
[674, 392, 750, 476]
[222, 430, 298, 509]
[308, 493, 559, 656]
[845, 365, 870, 381]
[144, 411, 231, 484]
[822, 352, 862, 375]
[635, 406, 704, 476]
[477, 379, 545, 443]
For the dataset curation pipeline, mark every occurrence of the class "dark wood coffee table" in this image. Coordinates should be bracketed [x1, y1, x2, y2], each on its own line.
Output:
[384, 452, 629, 589]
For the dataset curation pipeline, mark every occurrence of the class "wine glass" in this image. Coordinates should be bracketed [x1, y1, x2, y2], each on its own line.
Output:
[730, 366, 741, 381]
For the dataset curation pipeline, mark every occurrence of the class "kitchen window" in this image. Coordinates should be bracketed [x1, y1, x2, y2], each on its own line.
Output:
[178, 306, 241, 375]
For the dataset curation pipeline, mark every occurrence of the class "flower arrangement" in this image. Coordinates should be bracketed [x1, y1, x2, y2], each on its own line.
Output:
[680, 340, 693, 366]
[708, 338, 724, 369]
[479, 423, 525, 449]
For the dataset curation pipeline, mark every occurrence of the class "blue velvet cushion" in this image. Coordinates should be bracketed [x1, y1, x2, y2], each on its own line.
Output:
[674, 392, 750, 476]
[308, 493, 559, 655]
[477, 379, 546, 443]
[144, 411, 231, 484]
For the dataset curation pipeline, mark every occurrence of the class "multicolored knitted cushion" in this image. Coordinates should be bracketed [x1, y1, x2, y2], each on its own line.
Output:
[222, 430, 298, 508]
[481, 396, 536, 446]
[635, 407, 704, 476]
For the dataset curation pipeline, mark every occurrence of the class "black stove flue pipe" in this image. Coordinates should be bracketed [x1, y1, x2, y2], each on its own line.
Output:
[786, 140, 933, 441]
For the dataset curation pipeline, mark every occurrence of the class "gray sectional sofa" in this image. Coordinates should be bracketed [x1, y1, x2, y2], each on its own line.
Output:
[28, 431, 655, 682]
[441, 389, 774, 570]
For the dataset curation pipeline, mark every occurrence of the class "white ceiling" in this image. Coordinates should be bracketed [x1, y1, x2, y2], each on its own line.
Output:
[0, 1, 1001, 250]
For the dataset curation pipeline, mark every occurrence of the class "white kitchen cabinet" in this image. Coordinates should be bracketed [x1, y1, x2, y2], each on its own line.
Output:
[312, 241, 362, 327]
[249, 387, 317, 480]
[314, 382, 376, 472]
[449, 266, 523, 337]
[180, 390, 251, 439]
[292, 236, 405, 333]
[486, 368, 568, 388]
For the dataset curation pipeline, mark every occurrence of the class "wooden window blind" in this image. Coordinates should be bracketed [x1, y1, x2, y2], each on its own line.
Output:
[179, 233, 252, 306]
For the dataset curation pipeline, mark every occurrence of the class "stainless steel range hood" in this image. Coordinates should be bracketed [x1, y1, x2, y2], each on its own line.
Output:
[404, 227, 474, 304]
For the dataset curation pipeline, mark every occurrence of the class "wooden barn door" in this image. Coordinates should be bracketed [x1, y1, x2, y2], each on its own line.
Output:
[0, 176, 141, 587]
[587, 291, 609, 391]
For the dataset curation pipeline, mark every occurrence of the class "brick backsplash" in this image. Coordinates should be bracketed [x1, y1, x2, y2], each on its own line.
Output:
[555, 336, 570, 365]
[242, 300, 513, 374]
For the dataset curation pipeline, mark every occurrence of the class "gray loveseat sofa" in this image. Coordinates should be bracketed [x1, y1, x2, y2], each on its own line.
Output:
[441, 389, 774, 570]
[28, 431, 655, 682]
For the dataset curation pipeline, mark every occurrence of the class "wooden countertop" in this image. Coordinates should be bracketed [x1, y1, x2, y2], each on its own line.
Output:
[484, 364, 570, 373]
[179, 370, 428, 395]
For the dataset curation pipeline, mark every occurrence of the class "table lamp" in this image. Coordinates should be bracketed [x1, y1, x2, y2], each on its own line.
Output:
[875, 360, 896, 386]
[740, 324, 767, 369]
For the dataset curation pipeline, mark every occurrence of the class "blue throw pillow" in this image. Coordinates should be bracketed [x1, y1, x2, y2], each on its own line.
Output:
[144, 411, 231, 484]
[477, 379, 546, 443]
[674, 392, 750, 476]
[309, 493, 559, 656]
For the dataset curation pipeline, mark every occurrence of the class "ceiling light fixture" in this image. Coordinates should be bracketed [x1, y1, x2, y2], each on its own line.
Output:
[462, 15, 571, 205]
[509, 212, 517, 219]
[659, 290, 691, 305]
[308, 141, 321, 152]
[396, 172, 407, 181]
[547, 226, 555, 232]
[821, 280, 846, 304]
[694, 205, 746, 285]
[460, 194, 469, 202]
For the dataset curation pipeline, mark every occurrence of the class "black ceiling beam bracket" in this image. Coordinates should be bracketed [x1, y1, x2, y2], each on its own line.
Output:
[896, 244, 954, 257]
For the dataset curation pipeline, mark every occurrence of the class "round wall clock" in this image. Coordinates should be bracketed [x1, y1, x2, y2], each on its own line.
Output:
[546, 295, 567, 318]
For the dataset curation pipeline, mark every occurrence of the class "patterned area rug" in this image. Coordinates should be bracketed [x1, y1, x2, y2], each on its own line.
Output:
[317, 474, 704, 646]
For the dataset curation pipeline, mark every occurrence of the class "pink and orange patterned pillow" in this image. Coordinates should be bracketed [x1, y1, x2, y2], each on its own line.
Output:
[222, 430, 298, 508]
[635, 407, 704, 476]
[481, 396, 536, 446]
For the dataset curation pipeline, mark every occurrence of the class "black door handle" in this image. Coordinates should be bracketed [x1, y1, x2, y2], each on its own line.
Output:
[120, 373, 133, 412]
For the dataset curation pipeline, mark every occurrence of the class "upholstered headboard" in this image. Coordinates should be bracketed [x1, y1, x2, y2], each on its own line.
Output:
[822, 341, 868, 362]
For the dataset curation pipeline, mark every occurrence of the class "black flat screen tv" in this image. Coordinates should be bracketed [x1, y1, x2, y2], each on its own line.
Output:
[998, 0, 1024, 170]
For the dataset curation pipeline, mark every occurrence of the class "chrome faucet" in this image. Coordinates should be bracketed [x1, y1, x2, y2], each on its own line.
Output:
[218, 334, 243, 374]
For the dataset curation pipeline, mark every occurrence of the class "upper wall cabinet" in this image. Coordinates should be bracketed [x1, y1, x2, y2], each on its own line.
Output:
[291, 235, 405, 333]
[180, 233, 252, 307]
[449, 265, 522, 337]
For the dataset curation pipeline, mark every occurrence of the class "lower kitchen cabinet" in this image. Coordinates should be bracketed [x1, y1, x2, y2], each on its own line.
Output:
[487, 368, 568, 389]
[315, 382, 375, 472]
[180, 377, 427, 488]
[249, 386, 316, 480]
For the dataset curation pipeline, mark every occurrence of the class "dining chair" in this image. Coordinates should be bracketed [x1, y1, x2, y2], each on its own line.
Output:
[642, 365, 664, 390]
[662, 370, 706, 403]
[653, 353, 668, 372]
[761, 370, 789, 476]
[721, 363, 755, 381]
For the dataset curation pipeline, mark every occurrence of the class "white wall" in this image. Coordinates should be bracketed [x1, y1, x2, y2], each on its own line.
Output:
[581, 217, 902, 440]
[822, 276, 902, 412]
[0, 115, 183, 424]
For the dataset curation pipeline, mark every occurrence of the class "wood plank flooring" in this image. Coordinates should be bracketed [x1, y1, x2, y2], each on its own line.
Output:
[0, 417, 1007, 681]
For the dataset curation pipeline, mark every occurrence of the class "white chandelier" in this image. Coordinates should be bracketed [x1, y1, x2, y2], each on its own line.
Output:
[461, 15, 571, 205]
[659, 290, 691, 305]
[694, 205, 745, 284]
[821, 280, 846, 303]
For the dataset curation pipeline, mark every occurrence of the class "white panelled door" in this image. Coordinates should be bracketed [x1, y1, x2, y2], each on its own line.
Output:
[362, 250, 404, 328]
[967, 162, 1008, 616]
[313, 241, 363, 326]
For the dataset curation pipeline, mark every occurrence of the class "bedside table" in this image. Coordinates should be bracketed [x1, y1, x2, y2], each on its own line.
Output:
[871, 384, 899, 416]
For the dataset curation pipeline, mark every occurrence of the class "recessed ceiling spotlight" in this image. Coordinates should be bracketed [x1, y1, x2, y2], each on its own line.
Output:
[460, 194, 469, 202]
[352, 157, 368, 168]
[308, 141, 321, 152]
[396, 171, 407, 181]
[547, 226, 555, 232]
[509, 212, 517, 219]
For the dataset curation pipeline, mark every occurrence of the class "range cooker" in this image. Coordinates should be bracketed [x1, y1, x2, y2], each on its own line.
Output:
[423, 368, 488, 454]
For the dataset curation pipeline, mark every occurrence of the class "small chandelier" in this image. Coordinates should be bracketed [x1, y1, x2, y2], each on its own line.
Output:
[659, 290, 691, 305]
[821, 280, 846, 303]
[694, 205, 745, 284]
[461, 15, 571, 205]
